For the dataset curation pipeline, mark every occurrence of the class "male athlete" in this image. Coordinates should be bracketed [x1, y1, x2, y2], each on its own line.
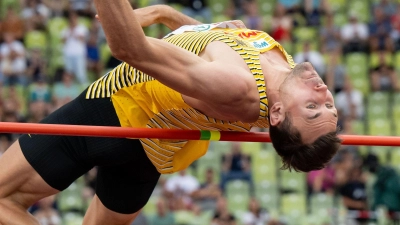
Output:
[0, 2, 340, 225]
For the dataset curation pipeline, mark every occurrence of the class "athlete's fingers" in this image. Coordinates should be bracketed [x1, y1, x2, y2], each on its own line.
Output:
[95, 14, 100, 22]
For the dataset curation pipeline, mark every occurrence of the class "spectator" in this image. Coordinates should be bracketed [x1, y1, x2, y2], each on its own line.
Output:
[192, 168, 222, 212]
[370, 51, 400, 92]
[179, 0, 212, 24]
[293, 41, 325, 76]
[278, 0, 301, 14]
[212, 197, 236, 225]
[320, 13, 341, 53]
[339, 166, 368, 225]
[270, 3, 293, 42]
[0, 33, 27, 86]
[365, 154, 400, 218]
[164, 169, 200, 210]
[241, 0, 263, 31]
[242, 198, 269, 225]
[390, 4, 400, 50]
[26, 48, 47, 82]
[307, 163, 336, 195]
[340, 117, 358, 135]
[4, 86, 23, 117]
[221, 142, 253, 195]
[1, 7, 25, 41]
[341, 13, 369, 54]
[304, 0, 329, 26]
[149, 198, 175, 225]
[325, 51, 346, 93]
[372, 0, 396, 19]
[32, 195, 62, 225]
[369, 7, 393, 52]
[335, 77, 365, 120]
[21, 0, 50, 29]
[340, 164, 368, 210]
[87, 25, 103, 79]
[27, 77, 51, 123]
[226, 0, 246, 20]
[1, 106, 19, 146]
[52, 70, 82, 111]
[61, 11, 89, 85]
[29, 76, 51, 105]
[69, 0, 94, 17]
[332, 148, 360, 187]
[42, 0, 68, 17]
[27, 100, 48, 123]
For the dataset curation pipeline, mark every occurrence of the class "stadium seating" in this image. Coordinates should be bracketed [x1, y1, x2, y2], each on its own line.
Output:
[367, 92, 390, 120]
[280, 193, 307, 225]
[346, 53, 370, 95]
[348, 0, 370, 22]
[253, 149, 277, 184]
[226, 180, 251, 213]
[368, 118, 392, 136]
[279, 170, 307, 194]
[57, 181, 85, 213]
[309, 193, 334, 216]
[24, 30, 48, 51]
[62, 212, 84, 225]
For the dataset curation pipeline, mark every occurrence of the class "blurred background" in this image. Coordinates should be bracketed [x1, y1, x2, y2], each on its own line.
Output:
[1, 0, 400, 224]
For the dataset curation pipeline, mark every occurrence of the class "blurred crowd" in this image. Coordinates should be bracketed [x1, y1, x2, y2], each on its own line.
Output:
[2, 0, 400, 224]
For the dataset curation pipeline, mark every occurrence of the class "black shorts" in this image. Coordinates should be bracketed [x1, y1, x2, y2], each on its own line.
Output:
[19, 90, 160, 214]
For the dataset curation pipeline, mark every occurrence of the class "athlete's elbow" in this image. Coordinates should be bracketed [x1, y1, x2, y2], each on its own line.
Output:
[110, 48, 138, 64]
[109, 41, 152, 64]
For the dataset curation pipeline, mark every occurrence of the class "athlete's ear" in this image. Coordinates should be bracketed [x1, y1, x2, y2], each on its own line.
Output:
[95, 14, 100, 23]
[269, 102, 284, 126]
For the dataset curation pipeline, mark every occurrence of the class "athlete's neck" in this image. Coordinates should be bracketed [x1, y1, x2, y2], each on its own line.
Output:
[259, 50, 291, 105]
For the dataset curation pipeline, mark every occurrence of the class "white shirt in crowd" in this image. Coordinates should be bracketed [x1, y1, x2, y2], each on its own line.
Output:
[61, 24, 88, 56]
[242, 211, 270, 225]
[341, 22, 369, 41]
[21, 3, 51, 20]
[293, 50, 326, 75]
[165, 173, 200, 195]
[335, 90, 364, 119]
[0, 40, 26, 74]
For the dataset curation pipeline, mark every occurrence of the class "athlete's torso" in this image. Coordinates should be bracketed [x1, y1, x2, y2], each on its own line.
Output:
[85, 21, 295, 174]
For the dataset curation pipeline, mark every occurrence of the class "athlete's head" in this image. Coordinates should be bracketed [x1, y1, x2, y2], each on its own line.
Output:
[268, 62, 341, 172]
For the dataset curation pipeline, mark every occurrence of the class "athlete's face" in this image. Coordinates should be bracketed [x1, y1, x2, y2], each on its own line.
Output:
[278, 62, 338, 143]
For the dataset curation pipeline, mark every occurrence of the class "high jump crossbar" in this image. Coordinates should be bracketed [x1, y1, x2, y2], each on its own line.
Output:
[0, 122, 399, 146]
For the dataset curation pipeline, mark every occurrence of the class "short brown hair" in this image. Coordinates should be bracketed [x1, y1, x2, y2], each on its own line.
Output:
[269, 113, 341, 172]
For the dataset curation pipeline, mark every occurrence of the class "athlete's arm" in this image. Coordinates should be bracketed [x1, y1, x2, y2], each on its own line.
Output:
[134, 5, 202, 30]
[94, 0, 257, 120]
[96, 5, 202, 30]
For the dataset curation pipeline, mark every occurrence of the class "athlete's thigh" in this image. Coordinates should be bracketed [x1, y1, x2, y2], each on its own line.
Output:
[0, 140, 58, 205]
[93, 139, 160, 215]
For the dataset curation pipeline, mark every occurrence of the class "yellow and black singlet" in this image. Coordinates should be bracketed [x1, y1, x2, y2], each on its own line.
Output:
[85, 21, 295, 174]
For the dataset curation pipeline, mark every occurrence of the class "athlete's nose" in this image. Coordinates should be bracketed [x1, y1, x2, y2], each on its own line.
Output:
[315, 83, 328, 91]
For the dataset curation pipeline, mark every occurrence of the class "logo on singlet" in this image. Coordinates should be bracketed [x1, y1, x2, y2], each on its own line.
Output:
[252, 39, 269, 49]
[192, 24, 212, 31]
